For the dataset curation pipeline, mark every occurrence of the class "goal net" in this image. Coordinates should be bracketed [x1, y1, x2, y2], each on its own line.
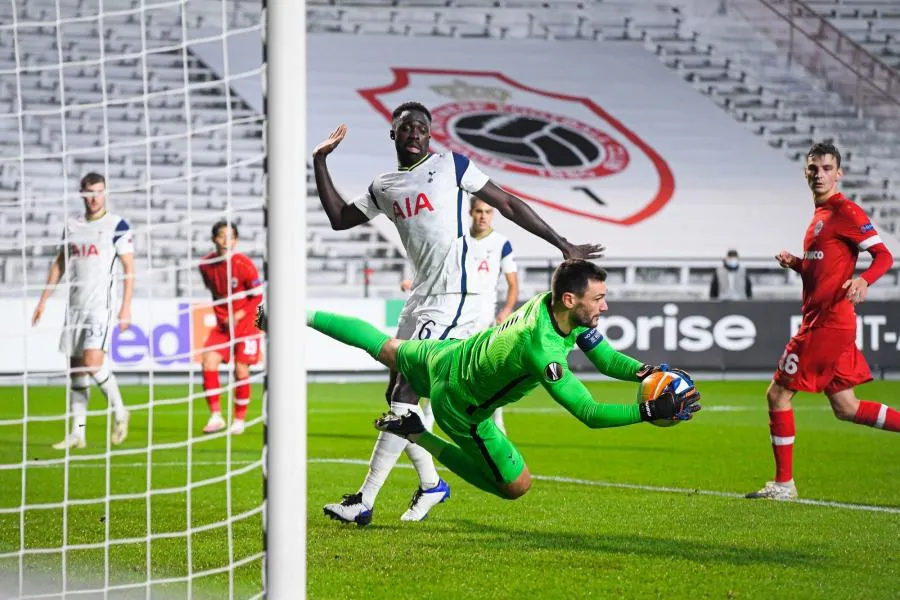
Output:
[0, 0, 281, 597]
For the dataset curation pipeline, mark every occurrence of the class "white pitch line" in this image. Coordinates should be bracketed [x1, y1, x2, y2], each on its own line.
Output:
[305, 405, 833, 415]
[308, 458, 900, 515]
[13, 458, 898, 514]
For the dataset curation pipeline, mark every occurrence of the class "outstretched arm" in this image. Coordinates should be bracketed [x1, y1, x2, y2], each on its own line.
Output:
[312, 124, 371, 231]
[541, 368, 642, 428]
[535, 358, 700, 427]
[474, 181, 604, 260]
[577, 331, 644, 382]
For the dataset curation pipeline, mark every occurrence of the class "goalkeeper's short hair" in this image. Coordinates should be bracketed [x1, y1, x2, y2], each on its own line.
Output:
[551, 260, 607, 303]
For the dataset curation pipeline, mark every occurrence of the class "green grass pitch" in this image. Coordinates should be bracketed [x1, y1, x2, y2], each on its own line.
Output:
[1, 379, 899, 599]
[0, 384, 265, 599]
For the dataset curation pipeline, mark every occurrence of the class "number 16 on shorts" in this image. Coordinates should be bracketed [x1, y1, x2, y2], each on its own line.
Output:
[778, 351, 799, 375]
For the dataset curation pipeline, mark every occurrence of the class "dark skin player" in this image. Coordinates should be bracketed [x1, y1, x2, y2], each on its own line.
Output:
[311, 105, 605, 412]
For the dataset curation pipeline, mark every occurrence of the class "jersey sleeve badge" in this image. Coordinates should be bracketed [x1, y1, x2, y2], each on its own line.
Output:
[544, 362, 563, 382]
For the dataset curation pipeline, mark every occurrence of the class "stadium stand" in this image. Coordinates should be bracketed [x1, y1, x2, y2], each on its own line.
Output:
[0, 0, 265, 297]
[803, 0, 900, 72]
[1, 0, 898, 301]
[302, 0, 900, 299]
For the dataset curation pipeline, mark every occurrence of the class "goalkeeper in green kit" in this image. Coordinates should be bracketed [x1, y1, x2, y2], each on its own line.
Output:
[293, 260, 701, 500]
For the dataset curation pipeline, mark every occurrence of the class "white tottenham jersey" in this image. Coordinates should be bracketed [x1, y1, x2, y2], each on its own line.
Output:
[464, 230, 517, 304]
[59, 212, 133, 312]
[353, 152, 490, 297]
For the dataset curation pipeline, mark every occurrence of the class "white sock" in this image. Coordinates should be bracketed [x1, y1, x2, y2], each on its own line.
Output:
[357, 401, 432, 507]
[492, 407, 506, 434]
[70, 375, 90, 437]
[358, 431, 407, 508]
[404, 442, 440, 491]
[421, 400, 435, 432]
[401, 400, 440, 490]
[91, 363, 127, 422]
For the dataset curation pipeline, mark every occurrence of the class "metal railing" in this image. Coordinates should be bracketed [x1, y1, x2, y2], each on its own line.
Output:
[305, 255, 900, 300]
[729, 0, 900, 131]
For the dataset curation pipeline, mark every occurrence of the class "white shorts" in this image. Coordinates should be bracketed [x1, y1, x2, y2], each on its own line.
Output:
[396, 293, 485, 341]
[474, 304, 499, 332]
[59, 309, 112, 357]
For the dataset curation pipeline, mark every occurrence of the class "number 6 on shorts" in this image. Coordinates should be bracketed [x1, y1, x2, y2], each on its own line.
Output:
[417, 320, 436, 340]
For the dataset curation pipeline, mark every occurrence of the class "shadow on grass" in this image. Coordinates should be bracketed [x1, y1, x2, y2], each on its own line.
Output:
[515, 440, 677, 453]
[345, 519, 819, 567]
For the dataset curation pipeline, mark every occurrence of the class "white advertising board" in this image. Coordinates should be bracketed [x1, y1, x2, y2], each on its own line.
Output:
[3, 298, 394, 374]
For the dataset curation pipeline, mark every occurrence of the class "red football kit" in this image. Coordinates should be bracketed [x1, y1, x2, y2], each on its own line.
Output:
[773, 193, 892, 394]
[198, 251, 263, 364]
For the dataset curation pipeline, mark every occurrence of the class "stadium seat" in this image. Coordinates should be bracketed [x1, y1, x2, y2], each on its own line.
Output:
[2, 0, 898, 301]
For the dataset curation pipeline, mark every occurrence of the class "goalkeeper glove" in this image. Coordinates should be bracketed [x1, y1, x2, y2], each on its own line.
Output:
[636, 363, 694, 386]
[639, 385, 702, 422]
[255, 305, 267, 332]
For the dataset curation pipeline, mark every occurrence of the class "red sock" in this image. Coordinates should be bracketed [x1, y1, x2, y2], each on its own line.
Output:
[854, 400, 900, 432]
[234, 378, 251, 421]
[202, 371, 221, 414]
[769, 409, 795, 483]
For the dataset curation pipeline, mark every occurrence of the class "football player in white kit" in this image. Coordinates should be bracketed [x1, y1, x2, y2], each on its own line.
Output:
[403, 197, 520, 434]
[312, 102, 603, 525]
[32, 173, 134, 450]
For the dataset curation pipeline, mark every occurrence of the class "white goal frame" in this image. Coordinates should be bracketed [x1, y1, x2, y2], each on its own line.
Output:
[264, 0, 306, 597]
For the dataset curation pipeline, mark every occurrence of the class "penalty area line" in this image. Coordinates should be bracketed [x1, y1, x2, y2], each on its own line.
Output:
[308, 458, 900, 515]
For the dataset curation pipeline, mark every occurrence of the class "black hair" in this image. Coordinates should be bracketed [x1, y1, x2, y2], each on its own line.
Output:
[807, 142, 841, 168]
[551, 259, 607, 303]
[391, 101, 432, 123]
[726, 249, 739, 257]
[80, 172, 105, 190]
[211, 219, 238, 239]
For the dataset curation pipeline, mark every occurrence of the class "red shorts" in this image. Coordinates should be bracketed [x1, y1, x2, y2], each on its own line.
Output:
[203, 323, 263, 365]
[772, 327, 872, 394]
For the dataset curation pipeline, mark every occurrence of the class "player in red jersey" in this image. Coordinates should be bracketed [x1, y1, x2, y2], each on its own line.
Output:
[747, 142, 899, 500]
[198, 220, 264, 435]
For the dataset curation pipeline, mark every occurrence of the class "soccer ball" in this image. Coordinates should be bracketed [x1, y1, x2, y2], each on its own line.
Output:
[637, 371, 693, 427]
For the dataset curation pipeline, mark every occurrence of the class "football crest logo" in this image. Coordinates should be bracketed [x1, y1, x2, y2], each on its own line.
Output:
[814, 220, 824, 236]
[359, 69, 675, 226]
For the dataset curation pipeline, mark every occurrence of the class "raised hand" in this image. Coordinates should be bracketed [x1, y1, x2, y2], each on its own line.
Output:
[313, 124, 348, 159]
[562, 242, 605, 261]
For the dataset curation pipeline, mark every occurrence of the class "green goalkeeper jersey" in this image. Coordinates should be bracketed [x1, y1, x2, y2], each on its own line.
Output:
[423, 292, 645, 427]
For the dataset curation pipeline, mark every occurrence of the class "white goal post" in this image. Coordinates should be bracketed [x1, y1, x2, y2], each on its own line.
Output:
[0, 0, 305, 597]
[264, 0, 306, 596]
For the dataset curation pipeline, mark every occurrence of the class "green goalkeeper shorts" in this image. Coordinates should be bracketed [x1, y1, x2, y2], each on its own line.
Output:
[397, 339, 526, 484]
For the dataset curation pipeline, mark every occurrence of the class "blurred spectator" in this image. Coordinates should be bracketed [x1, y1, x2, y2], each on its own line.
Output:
[710, 249, 752, 300]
